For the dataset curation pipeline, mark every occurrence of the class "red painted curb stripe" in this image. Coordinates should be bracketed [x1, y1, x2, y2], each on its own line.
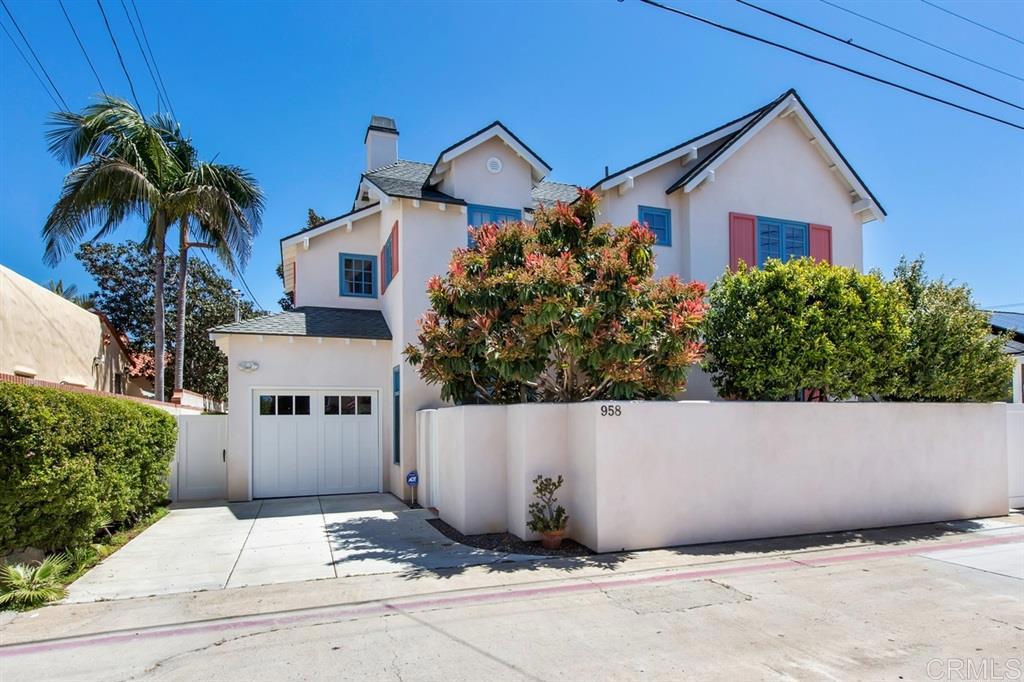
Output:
[2, 531, 1020, 658]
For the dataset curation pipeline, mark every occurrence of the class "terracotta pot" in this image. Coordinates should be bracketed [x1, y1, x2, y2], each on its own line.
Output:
[540, 529, 565, 550]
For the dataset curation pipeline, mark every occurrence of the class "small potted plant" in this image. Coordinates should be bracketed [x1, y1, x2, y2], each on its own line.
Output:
[527, 474, 568, 550]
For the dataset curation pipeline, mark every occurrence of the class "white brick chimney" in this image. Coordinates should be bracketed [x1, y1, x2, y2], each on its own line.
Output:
[365, 115, 398, 171]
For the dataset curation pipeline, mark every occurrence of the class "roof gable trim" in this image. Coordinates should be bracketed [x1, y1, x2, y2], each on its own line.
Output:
[675, 93, 886, 223]
[280, 203, 382, 250]
[427, 122, 552, 186]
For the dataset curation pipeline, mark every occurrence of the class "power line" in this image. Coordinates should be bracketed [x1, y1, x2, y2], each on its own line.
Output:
[736, 0, 1024, 113]
[0, 0, 70, 110]
[95, 0, 142, 111]
[0, 21, 61, 108]
[819, 0, 1024, 83]
[919, 0, 1024, 47]
[118, 0, 163, 112]
[635, 0, 1024, 132]
[58, 0, 106, 95]
[130, 0, 176, 120]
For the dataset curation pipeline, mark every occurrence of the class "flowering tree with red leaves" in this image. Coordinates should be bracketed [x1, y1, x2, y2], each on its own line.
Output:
[403, 189, 707, 403]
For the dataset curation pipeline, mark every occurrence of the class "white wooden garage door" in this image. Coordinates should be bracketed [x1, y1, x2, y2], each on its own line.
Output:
[252, 390, 379, 498]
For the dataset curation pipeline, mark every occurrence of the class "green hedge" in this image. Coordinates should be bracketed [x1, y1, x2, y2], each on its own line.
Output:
[0, 383, 176, 552]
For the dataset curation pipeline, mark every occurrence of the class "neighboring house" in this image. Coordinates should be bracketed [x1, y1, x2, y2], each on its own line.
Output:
[211, 88, 885, 502]
[0, 264, 148, 396]
[989, 310, 1024, 404]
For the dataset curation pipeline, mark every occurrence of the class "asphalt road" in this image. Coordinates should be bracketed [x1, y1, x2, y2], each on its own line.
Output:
[2, 521, 1022, 681]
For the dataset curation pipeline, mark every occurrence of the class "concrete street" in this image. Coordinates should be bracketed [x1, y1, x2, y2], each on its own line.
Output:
[2, 516, 1022, 681]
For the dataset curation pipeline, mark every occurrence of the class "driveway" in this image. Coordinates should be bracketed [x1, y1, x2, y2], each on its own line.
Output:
[65, 494, 536, 603]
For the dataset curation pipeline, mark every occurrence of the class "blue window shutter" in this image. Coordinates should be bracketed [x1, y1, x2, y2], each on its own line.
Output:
[638, 206, 671, 246]
[392, 366, 400, 465]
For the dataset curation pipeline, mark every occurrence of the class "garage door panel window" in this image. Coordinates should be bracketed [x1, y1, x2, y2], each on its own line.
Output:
[294, 395, 310, 415]
[358, 396, 372, 415]
[259, 395, 275, 415]
[277, 395, 294, 415]
[324, 395, 339, 415]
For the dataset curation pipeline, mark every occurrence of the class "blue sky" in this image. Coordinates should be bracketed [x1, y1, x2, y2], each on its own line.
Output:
[2, 0, 1022, 311]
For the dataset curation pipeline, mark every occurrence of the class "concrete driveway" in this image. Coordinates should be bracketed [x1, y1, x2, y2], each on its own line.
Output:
[66, 494, 536, 603]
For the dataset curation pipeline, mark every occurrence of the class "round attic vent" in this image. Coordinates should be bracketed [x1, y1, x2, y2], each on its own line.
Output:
[486, 156, 503, 174]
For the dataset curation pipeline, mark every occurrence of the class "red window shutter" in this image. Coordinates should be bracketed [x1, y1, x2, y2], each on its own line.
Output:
[728, 212, 757, 271]
[391, 221, 399, 276]
[809, 224, 832, 264]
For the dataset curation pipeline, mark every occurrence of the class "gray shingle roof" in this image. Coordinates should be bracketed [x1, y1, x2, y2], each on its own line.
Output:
[532, 181, 580, 207]
[363, 161, 465, 205]
[211, 307, 392, 340]
[364, 160, 580, 209]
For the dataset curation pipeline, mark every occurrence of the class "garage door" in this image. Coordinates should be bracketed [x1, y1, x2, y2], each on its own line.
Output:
[252, 390, 379, 498]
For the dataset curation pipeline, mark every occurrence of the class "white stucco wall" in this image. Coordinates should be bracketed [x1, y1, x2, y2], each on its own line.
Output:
[1008, 404, 1024, 507]
[293, 213, 382, 310]
[216, 334, 391, 501]
[0, 265, 130, 392]
[440, 137, 534, 211]
[429, 401, 1009, 552]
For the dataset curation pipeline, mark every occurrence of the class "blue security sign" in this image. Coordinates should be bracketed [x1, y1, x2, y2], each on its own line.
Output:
[406, 470, 419, 487]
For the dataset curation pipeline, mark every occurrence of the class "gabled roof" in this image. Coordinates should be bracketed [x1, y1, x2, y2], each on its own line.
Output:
[210, 307, 392, 340]
[425, 120, 552, 187]
[593, 94, 781, 192]
[594, 89, 886, 223]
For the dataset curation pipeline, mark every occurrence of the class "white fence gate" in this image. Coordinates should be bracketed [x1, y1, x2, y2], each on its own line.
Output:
[416, 409, 440, 509]
[170, 414, 228, 501]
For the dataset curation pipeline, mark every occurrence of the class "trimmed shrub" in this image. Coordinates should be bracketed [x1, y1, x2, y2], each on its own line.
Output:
[888, 257, 1014, 402]
[0, 383, 176, 552]
[702, 258, 909, 401]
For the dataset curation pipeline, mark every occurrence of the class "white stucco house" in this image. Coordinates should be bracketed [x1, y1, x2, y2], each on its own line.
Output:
[210, 88, 886, 502]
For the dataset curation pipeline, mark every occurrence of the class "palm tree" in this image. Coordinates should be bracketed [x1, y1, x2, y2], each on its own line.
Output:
[44, 96, 179, 400]
[44, 279, 95, 308]
[155, 119, 263, 393]
[43, 99, 264, 400]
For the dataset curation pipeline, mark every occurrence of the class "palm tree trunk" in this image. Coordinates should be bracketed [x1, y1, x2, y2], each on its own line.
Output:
[153, 213, 168, 402]
[174, 219, 189, 393]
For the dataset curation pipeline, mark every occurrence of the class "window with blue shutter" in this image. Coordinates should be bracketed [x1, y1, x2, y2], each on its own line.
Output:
[382, 233, 394, 288]
[756, 217, 808, 267]
[339, 253, 377, 298]
[467, 204, 522, 246]
[638, 206, 671, 246]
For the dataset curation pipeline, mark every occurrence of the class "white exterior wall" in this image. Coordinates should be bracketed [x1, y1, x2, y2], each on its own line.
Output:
[218, 334, 391, 501]
[293, 213, 381, 310]
[688, 116, 864, 285]
[429, 402, 1009, 552]
[440, 137, 534, 211]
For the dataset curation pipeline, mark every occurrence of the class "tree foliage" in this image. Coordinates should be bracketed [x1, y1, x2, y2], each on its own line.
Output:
[404, 189, 707, 403]
[76, 241, 261, 401]
[888, 257, 1013, 402]
[702, 258, 909, 401]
